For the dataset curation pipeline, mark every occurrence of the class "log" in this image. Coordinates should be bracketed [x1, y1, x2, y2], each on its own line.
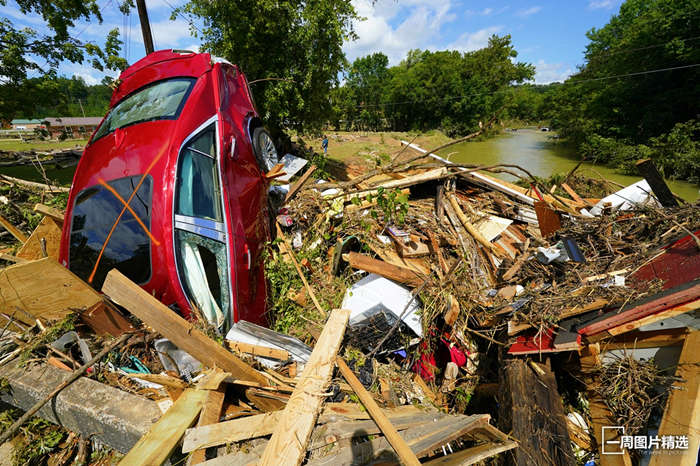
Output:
[258, 308, 350, 466]
[0, 174, 70, 192]
[447, 193, 503, 257]
[337, 357, 420, 466]
[343, 251, 425, 287]
[102, 269, 267, 385]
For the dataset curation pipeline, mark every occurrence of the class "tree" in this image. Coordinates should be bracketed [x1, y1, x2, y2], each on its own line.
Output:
[180, 0, 358, 133]
[563, 0, 700, 141]
[346, 53, 389, 130]
[0, 0, 126, 122]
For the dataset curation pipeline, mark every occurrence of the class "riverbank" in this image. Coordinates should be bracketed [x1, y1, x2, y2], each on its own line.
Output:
[303, 129, 699, 202]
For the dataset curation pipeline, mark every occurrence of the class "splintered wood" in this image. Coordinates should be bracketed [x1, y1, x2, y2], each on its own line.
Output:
[259, 308, 350, 466]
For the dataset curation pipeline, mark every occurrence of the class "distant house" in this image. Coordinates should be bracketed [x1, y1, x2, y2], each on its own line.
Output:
[10, 119, 44, 130]
[44, 116, 103, 139]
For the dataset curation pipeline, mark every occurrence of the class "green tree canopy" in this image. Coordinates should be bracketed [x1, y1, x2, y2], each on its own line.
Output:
[181, 0, 358, 133]
[0, 0, 126, 122]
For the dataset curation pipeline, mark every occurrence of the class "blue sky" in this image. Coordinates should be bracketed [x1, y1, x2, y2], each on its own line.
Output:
[3, 0, 625, 85]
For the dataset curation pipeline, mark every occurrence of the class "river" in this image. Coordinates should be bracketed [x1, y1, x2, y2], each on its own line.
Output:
[447, 128, 699, 202]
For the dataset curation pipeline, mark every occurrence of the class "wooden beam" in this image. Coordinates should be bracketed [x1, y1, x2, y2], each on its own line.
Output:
[189, 388, 226, 464]
[33, 203, 65, 224]
[285, 164, 317, 202]
[102, 269, 267, 385]
[343, 251, 425, 287]
[422, 440, 518, 465]
[601, 328, 688, 351]
[447, 193, 503, 257]
[604, 297, 700, 338]
[118, 388, 208, 466]
[259, 308, 349, 466]
[337, 357, 420, 466]
[649, 331, 699, 466]
[0, 213, 28, 243]
[226, 341, 289, 360]
[635, 158, 678, 207]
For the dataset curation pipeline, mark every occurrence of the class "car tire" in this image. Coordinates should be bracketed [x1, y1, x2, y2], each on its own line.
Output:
[251, 127, 279, 172]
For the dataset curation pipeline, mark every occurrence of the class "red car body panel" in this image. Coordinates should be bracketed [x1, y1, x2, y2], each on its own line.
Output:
[59, 50, 269, 327]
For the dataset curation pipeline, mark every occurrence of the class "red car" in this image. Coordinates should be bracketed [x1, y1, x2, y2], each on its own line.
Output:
[59, 50, 279, 329]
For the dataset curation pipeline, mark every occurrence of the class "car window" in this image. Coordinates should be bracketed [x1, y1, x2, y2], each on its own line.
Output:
[69, 175, 153, 289]
[175, 125, 222, 222]
[92, 78, 195, 142]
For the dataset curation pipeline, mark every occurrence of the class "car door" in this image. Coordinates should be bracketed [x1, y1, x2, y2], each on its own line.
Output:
[173, 116, 234, 330]
[217, 65, 269, 326]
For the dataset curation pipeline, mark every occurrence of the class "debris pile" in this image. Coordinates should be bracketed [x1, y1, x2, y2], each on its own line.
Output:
[0, 137, 698, 465]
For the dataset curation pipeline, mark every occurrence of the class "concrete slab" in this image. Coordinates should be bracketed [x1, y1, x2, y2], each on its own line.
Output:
[0, 361, 161, 453]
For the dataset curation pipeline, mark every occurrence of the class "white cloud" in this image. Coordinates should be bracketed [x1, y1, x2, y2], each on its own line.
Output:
[133, 18, 198, 49]
[344, 0, 457, 65]
[446, 26, 504, 53]
[588, 0, 621, 9]
[532, 60, 573, 84]
[516, 6, 542, 17]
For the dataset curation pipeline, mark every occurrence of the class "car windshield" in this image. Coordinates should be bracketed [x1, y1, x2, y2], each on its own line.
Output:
[92, 78, 195, 142]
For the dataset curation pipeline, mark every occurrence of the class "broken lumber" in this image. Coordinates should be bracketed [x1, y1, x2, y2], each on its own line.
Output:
[0, 213, 27, 243]
[259, 308, 350, 466]
[0, 257, 103, 328]
[285, 164, 317, 202]
[102, 269, 267, 385]
[118, 388, 208, 466]
[635, 158, 678, 208]
[337, 357, 421, 466]
[447, 193, 503, 257]
[16, 216, 62, 260]
[498, 359, 576, 466]
[649, 331, 699, 466]
[343, 251, 425, 287]
[33, 203, 65, 224]
[226, 341, 289, 360]
[190, 387, 226, 464]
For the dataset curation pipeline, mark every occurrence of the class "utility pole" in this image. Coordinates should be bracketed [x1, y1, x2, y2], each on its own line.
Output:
[135, 0, 154, 55]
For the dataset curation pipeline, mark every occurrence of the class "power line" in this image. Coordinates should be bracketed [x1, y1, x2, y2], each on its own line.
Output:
[350, 62, 700, 109]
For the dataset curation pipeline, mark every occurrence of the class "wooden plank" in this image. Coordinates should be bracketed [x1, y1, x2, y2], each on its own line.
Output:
[78, 301, 135, 337]
[285, 165, 317, 202]
[649, 331, 700, 466]
[605, 298, 700, 337]
[635, 158, 678, 207]
[16, 216, 62, 260]
[579, 282, 700, 336]
[184, 411, 281, 453]
[33, 203, 65, 224]
[259, 308, 350, 466]
[118, 388, 208, 466]
[343, 252, 425, 287]
[447, 193, 504, 258]
[0, 257, 102, 327]
[561, 183, 588, 206]
[0, 253, 28, 264]
[601, 328, 688, 350]
[0, 213, 27, 243]
[226, 341, 289, 360]
[422, 440, 518, 465]
[102, 269, 267, 385]
[190, 388, 226, 464]
[337, 357, 420, 466]
[373, 167, 452, 190]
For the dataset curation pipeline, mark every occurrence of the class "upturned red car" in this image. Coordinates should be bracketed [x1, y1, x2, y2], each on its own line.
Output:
[59, 50, 279, 330]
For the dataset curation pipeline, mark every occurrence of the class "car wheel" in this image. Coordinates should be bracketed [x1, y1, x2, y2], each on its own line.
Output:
[252, 127, 279, 172]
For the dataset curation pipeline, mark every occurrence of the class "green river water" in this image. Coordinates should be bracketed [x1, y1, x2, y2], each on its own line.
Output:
[447, 128, 699, 202]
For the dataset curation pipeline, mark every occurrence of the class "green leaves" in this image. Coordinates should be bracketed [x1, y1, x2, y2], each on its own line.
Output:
[182, 0, 358, 133]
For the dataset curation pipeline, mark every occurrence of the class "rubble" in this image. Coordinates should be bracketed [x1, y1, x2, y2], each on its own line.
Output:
[0, 137, 698, 465]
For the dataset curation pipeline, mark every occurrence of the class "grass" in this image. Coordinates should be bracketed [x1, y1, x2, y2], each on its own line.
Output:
[0, 138, 87, 152]
[300, 130, 455, 165]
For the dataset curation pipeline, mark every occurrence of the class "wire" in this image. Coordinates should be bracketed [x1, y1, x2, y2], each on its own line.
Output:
[349, 62, 700, 109]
